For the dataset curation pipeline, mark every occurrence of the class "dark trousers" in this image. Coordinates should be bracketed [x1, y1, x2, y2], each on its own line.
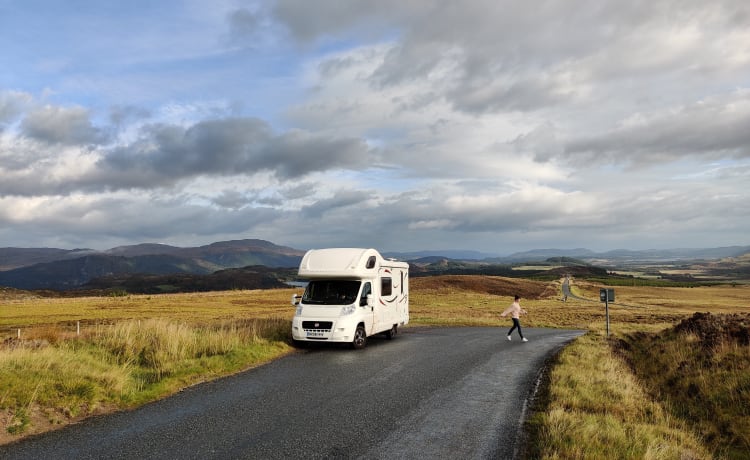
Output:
[508, 318, 524, 338]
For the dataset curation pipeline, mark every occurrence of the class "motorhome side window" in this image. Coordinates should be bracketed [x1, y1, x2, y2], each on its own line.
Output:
[360, 282, 371, 306]
[381, 277, 392, 296]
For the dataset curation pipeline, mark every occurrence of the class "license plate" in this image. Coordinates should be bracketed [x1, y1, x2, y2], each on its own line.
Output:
[306, 330, 325, 337]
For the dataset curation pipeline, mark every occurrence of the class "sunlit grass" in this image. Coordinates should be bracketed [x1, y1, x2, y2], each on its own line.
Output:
[1, 308, 293, 443]
[1, 289, 298, 340]
[526, 330, 711, 459]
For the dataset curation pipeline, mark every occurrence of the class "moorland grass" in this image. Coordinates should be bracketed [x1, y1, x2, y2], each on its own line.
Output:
[619, 314, 750, 459]
[1, 289, 297, 334]
[0, 314, 292, 443]
[1, 278, 748, 457]
[525, 331, 710, 459]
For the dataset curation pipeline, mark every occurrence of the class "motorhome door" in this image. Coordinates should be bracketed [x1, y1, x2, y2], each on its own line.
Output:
[360, 281, 375, 333]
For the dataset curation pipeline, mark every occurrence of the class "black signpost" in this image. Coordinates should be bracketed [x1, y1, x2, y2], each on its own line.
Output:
[600, 288, 615, 336]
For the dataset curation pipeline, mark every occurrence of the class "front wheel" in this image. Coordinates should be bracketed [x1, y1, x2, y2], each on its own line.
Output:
[352, 326, 367, 349]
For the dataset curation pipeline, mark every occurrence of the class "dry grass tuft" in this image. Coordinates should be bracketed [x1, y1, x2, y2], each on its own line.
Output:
[527, 331, 711, 459]
[0, 314, 292, 444]
[619, 313, 750, 459]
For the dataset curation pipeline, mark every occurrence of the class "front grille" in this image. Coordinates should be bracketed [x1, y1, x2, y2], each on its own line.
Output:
[302, 320, 332, 340]
[302, 321, 333, 330]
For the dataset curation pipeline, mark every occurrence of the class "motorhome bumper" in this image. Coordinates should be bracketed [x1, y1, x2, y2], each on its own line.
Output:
[293, 321, 352, 342]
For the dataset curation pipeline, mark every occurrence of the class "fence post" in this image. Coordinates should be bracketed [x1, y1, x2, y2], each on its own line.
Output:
[77, 321, 80, 336]
[17, 328, 20, 339]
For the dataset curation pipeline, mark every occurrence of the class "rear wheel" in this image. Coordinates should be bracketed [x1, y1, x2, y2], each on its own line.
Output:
[385, 325, 397, 340]
[352, 326, 367, 349]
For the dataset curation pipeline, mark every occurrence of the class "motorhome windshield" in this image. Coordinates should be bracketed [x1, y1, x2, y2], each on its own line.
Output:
[302, 280, 361, 305]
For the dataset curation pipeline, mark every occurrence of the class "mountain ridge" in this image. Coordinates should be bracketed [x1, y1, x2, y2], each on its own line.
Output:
[0, 239, 305, 290]
[1, 240, 748, 291]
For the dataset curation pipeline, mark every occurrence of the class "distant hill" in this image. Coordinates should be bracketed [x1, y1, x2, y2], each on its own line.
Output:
[0, 247, 96, 271]
[104, 243, 185, 257]
[597, 246, 750, 262]
[493, 248, 597, 263]
[407, 255, 607, 278]
[385, 249, 499, 260]
[0, 239, 304, 290]
[397, 247, 750, 265]
[498, 246, 750, 263]
[81, 266, 296, 294]
[0, 254, 213, 290]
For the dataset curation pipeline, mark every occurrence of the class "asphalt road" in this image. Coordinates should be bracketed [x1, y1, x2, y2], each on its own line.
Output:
[562, 277, 592, 302]
[1, 327, 584, 460]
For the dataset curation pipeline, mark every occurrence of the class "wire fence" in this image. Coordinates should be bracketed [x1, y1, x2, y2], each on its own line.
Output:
[0, 319, 125, 343]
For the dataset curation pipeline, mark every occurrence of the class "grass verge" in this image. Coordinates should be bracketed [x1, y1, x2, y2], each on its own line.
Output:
[0, 317, 292, 443]
[525, 331, 710, 459]
[618, 313, 750, 459]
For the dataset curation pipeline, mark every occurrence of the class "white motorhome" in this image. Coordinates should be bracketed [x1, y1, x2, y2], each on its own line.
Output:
[291, 248, 409, 349]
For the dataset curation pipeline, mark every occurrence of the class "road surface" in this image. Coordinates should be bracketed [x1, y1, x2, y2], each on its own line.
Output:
[1, 327, 584, 460]
[562, 277, 594, 302]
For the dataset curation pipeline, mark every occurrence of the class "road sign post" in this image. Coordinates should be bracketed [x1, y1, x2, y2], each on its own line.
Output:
[600, 288, 614, 336]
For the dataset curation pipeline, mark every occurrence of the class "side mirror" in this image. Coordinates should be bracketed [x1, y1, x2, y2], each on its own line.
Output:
[291, 294, 301, 306]
[366, 294, 374, 309]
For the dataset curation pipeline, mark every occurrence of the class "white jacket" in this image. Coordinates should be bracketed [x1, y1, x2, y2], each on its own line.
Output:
[501, 301, 527, 319]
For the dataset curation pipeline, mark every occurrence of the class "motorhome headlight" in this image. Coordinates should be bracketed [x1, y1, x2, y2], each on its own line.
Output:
[295, 305, 304, 316]
[340, 304, 356, 316]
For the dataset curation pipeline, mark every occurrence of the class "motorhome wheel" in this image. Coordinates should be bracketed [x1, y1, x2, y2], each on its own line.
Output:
[352, 326, 367, 349]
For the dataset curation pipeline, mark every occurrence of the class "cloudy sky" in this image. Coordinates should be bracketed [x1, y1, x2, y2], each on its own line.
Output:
[1, 1, 749, 255]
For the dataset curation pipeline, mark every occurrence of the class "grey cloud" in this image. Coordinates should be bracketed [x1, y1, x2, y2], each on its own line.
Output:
[5, 194, 285, 245]
[272, 0, 407, 42]
[301, 189, 372, 218]
[227, 8, 264, 45]
[449, 76, 567, 114]
[211, 190, 255, 209]
[277, 1, 750, 115]
[21, 106, 107, 145]
[96, 117, 372, 190]
[279, 0, 588, 114]
[372, 40, 446, 88]
[510, 122, 562, 162]
[373, 189, 551, 236]
[109, 105, 151, 127]
[210, 188, 288, 209]
[281, 182, 317, 200]
[0, 139, 44, 173]
[269, 130, 371, 178]
[564, 94, 750, 165]
[0, 91, 33, 126]
[0, 115, 374, 196]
